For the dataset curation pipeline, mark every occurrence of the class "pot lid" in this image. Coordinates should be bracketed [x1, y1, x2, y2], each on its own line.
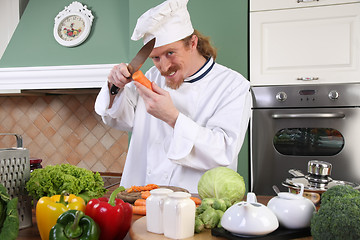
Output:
[282, 177, 360, 193]
[282, 160, 360, 193]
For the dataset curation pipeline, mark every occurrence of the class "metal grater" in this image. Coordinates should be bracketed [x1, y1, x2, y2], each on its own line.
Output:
[0, 133, 32, 229]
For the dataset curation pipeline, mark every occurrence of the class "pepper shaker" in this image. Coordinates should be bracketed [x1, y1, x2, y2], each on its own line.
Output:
[163, 192, 195, 239]
[146, 188, 174, 234]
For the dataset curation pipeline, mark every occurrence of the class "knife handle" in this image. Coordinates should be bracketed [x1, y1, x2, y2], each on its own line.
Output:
[110, 84, 120, 95]
[110, 64, 134, 95]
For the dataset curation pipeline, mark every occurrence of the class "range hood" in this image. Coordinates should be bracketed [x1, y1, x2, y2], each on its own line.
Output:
[0, 64, 114, 94]
[0, 0, 137, 95]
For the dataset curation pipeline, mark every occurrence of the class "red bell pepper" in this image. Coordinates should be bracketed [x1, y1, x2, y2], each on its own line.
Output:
[85, 187, 133, 240]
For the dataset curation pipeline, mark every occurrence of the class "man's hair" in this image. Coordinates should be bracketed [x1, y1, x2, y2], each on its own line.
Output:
[183, 30, 217, 60]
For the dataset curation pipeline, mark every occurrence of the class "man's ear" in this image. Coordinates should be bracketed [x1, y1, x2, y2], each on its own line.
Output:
[191, 34, 198, 49]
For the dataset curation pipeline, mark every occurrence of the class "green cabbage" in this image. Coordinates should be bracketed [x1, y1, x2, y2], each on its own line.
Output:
[197, 167, 245, 204]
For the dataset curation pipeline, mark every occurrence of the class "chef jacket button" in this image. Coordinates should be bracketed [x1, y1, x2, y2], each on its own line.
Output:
[147, 169, 151, 175]
[164, 174, 168, 179]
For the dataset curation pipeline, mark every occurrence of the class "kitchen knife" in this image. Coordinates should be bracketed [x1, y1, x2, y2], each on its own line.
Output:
[110, 38, 156, 95]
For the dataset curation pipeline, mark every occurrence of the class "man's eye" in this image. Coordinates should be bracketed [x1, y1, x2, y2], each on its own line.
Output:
[167, 51, 174, 56]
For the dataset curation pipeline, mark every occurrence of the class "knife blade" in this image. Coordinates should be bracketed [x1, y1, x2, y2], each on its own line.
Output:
[110, 38, 156, 95]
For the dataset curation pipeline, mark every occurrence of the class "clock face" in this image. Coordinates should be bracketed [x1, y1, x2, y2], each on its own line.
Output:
[54, 2, 93, 47]
[57, 15, 85, 41]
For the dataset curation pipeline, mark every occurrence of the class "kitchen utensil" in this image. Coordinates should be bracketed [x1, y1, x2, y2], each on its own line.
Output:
[0, 133, 32, 229]
[272, 185, 280, 195]
[282, 160, 360, 196]
[221, 192, 279, 237]
[117, 185, 189, 204]
[110, 38, 156, 95]
[267, 183, 316, 229]
[146, 188, 174, 234]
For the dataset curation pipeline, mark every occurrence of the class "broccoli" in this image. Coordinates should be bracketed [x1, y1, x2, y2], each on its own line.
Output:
[320, 185, 360, 206]
[310, 185, 360, 240]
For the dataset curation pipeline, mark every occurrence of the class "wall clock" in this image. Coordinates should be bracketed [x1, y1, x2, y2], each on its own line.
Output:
[53, 1, 94, 47]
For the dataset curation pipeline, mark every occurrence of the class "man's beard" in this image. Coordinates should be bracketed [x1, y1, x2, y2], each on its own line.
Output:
[165, 78, 184, 90]
[162, 66, 184, 90]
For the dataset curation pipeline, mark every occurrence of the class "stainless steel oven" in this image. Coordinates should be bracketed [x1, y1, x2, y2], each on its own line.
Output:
[250, 83, 360, 195]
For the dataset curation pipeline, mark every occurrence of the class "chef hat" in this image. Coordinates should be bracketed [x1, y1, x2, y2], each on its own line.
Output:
[131, 0, 194, 48]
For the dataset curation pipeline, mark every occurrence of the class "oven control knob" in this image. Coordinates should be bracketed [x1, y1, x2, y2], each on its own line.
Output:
[276, 92, 287, 102]
[328, 90, 339, 100]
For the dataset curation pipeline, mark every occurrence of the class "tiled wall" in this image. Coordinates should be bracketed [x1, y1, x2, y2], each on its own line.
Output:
[0, 94, 128, 174]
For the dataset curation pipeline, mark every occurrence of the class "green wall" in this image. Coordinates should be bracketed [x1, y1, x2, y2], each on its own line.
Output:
[0, 0, 249, 189]
[0, 0, 130, 67]
[1, 0, 248, 78]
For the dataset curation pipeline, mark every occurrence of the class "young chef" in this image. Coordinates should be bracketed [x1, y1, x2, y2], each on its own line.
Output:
[95, 0, 251, 193]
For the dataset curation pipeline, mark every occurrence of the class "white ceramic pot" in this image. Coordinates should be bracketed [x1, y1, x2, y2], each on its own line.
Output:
[163, 192, 196, 239]
[146, 188, 174, 234]
[267, 184, 316, 229]
[221, 192, 279, 237]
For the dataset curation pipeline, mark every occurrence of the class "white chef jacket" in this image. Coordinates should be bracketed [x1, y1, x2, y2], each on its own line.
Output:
[95, 57, 251, 193]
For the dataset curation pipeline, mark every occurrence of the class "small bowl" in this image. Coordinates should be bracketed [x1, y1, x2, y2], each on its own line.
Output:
[268, 184, 316, 229]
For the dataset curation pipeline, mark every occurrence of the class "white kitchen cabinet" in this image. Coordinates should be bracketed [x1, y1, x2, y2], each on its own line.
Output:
[251, 0, 360, 12]
[0, 0, 20, 59]
[250, 1, 360, 86]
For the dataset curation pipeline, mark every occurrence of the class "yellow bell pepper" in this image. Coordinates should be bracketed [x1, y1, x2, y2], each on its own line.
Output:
[36, 191, 86, 240]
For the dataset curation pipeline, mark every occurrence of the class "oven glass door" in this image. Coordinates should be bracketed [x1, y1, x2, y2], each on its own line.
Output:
[251, 107, 360, 195]
[274, 128, 344, 156]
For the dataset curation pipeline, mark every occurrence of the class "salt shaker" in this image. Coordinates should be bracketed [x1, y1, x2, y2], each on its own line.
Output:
[146, 188, 174, 234]
[163, 192, 196, 239]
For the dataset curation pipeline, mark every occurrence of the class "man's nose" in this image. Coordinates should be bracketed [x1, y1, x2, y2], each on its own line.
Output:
[159, 57, 171, 73]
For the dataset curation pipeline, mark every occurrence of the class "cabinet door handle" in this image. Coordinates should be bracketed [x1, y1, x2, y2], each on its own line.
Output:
[297, 77, 319, 81]
[297, 0, 319, 3]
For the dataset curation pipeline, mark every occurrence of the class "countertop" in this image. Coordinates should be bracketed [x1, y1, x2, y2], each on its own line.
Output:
[17, 187, 313, 240]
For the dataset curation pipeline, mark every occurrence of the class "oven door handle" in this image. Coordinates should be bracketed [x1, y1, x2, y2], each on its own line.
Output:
[272, 113, 345, 119]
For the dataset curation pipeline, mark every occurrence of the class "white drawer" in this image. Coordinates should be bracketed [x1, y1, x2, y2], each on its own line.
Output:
[250, 0, 360, 12]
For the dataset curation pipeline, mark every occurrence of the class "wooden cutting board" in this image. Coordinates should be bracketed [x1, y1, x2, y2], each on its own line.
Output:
[129, 216, 226, 240]
[117, 186, 189, 204]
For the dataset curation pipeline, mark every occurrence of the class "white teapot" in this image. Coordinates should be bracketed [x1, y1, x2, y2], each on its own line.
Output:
[267, 184, 316, 229]
[221, 192, 279, 237]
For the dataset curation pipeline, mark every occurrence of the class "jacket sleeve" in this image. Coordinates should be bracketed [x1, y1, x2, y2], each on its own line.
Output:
[94, 80, 139, 132]
[165, 80, 252, 171]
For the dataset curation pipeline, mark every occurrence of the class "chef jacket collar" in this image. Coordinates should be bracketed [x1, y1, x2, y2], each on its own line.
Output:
[184, 57, 215, 83]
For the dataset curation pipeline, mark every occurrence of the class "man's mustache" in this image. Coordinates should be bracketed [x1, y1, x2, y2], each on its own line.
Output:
[161, 66, 178, 76]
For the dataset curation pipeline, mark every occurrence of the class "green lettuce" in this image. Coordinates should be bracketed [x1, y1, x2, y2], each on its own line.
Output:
[197, 167, 245, 204]
[25, 164, 107, 202]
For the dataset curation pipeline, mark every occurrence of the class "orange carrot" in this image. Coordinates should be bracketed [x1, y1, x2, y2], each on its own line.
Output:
[127, 184, 159, 193]
[141, 191, 151, 199]
[190, 197, 202, 205]
[133, 70, 152, 90]
[132, 205, 146, 215]
[134, 198, 147, 206]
